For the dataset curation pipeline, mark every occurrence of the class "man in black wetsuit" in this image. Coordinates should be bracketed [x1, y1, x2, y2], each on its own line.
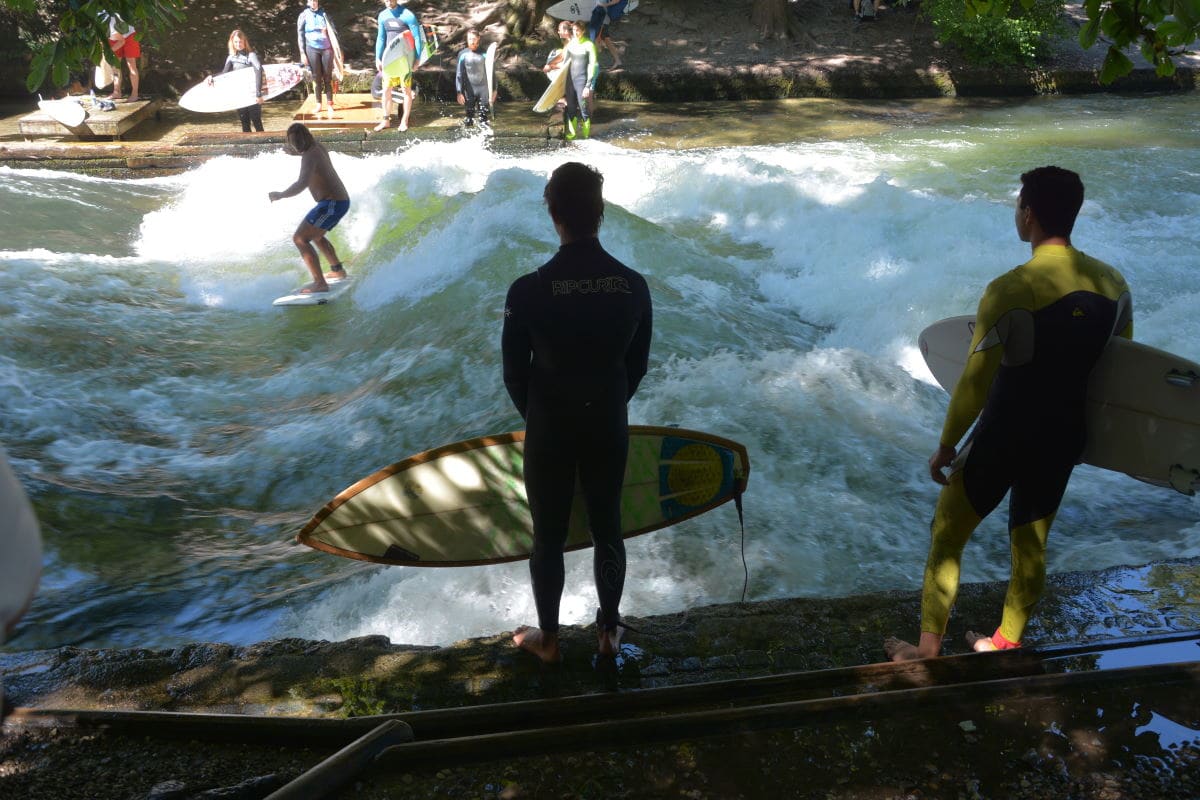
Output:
[503, 162, 653, 664]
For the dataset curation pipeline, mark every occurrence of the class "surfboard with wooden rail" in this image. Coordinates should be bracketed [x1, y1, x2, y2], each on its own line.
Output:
[297, 425, 751, 566]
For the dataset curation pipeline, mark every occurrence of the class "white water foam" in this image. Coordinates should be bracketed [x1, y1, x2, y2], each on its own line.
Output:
[4, 97, 1200, 649]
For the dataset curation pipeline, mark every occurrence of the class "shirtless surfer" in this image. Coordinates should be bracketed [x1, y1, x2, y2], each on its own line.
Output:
[268, 123, 350, 294]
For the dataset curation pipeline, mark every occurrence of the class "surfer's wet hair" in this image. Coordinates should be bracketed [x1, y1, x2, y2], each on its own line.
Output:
[1019, 166, 1084, 239]
[286, 123, 315, 154]
[545, 162, 604, 239]
[227, 29, 252, 55]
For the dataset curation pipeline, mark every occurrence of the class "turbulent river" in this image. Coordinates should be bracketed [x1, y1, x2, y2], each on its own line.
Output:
[2, 92, 1199, 652]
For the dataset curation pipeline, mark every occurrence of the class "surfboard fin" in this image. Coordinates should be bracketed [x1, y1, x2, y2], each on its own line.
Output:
[1167, 464, 1199, 496]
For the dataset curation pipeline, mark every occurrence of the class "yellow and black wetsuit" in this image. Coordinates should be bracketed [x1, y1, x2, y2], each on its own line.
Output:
[923, 243, 1132, 647]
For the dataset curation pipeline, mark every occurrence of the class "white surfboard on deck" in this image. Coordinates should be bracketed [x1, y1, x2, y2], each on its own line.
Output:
[273, 276, 352, 307]
[919, 315, 1200, 495]
[179, 63, 305, 113]
[37, 96, 86, 127]
[546, 0, 639, 21]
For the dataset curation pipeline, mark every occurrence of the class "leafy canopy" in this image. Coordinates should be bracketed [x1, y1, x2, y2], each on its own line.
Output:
[1, 0, 183, 92]
[1075, 0, 1200, 83]
[2, 0, 1197, 90]
[959, 0, 1200, 81]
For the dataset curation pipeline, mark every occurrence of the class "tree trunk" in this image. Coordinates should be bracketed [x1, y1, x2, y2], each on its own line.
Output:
[751, 0, 793, 39]
[504, 0, 557, 42]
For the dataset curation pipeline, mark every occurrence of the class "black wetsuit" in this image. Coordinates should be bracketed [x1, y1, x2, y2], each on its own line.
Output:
[502, 237, 653, 633]
[222, 50, 264, 132]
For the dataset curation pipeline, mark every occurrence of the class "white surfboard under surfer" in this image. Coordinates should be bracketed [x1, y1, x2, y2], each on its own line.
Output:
[268, 123, 352, 306]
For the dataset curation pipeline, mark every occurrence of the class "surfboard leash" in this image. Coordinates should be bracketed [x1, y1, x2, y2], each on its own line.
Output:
[735, 487, 748, 603]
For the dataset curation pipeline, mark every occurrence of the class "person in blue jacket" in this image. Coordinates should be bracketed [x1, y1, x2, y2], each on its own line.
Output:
[297, 0, 339, 115]
[373, 0, 423, 132]
[588, 0, 628, 70]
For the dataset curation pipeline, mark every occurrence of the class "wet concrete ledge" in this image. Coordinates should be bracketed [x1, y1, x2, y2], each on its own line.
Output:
[326, 61, 1200, 103]
[3, 557, 1198, 716]
[491, 62, 1199, 102]
[2, 61, 1194, 176]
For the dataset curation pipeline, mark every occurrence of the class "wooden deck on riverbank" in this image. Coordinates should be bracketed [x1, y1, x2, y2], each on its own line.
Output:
[19, 97, 164, 140]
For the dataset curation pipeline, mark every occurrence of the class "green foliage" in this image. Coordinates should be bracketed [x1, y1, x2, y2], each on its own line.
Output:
[327, 677, 390, 717]
[928, 0, 1067, 67]
[1079, 0, 1200, 82]
[0, 0, 183, 92]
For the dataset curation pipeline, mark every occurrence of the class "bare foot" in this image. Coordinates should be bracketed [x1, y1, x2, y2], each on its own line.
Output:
[597, 623, 622, 659]
[883, 636, 922, 662]
[372, 119, 389, 133]
[513, 626, 561, 663]
[595, 618, 624, 662]
[966, 630, 999, 652]
[298, 281, 329, 295]
[324, 267, 347, 281]
[126, 95, 140, 103]
[398, 121, 409, 132]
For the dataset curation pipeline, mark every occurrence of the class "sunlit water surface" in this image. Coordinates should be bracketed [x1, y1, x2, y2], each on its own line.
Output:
[3, 93, 1199, 651]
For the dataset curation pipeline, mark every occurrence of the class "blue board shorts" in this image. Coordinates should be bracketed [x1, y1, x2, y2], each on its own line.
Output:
[305, 199, 351, 231]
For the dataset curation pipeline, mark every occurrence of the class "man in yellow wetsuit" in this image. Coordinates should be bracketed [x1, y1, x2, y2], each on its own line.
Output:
[885, 166, 1133, 661]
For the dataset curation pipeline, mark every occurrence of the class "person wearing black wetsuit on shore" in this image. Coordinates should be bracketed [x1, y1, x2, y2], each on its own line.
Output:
[217, 30, 264, 133]
[503, 162, 653, 664]
[455, 29, 494, 127]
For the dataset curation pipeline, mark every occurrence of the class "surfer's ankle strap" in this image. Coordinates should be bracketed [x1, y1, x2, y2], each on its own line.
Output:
[596, 608, 642, 634]
[991, 627, 1021, 650]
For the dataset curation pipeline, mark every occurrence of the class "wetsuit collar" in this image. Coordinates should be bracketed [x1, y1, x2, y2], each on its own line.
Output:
[1030, 243, 1074, 258]
[558, 236, 602, 252]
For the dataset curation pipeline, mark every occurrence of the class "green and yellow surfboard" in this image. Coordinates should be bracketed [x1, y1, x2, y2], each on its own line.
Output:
[297, 426, 750, 566]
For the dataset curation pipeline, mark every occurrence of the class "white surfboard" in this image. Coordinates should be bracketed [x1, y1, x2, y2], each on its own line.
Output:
[329, 23, 345, 84]
[485, 41, 498, 102]
[546, 0, 639, 22]
[533, 66, 568, 113]
[180, 63, 305, 113]
[919, 315, 1200, 494]
[371, 73, 407, 105]
[0, 449, 42, 644]
[381, 32, 416, 84]
[94, 57, 116, 91]
[273, 276, 352, 307]
[38, 97, 86, 127]
[297, 426, 750, 566]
